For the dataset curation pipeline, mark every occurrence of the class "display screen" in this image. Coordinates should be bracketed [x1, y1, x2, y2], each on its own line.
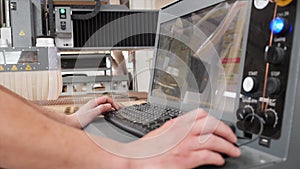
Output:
[151, 1, 248, 112]
[0, 51, 38, 64]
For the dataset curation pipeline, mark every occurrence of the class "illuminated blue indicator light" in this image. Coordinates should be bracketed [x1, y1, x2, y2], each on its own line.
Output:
[270, 17, 285, 34]
[60, 8, 66, 14]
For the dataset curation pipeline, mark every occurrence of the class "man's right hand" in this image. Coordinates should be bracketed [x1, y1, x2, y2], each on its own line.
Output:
[131, 109, 241, 168]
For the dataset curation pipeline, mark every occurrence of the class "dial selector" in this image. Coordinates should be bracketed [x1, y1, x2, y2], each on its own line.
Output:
[267, 77, 281, 95]
[264, 46, 285, 64]
[236, 105, 254, 121]
[243, 76, 258, 93]
[262, 109, 278, 128]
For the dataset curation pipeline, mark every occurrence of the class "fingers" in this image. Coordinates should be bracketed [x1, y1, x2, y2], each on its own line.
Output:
[187, 110, 237, 144]
[177, 108, 237, 143]
[146, 111, 201, 138]
[165, 109, 207, 130]
[177, 109, 240, 158]
[73, 103, 113, 129]
[176, 134, 240, 169]
[151, 108, 237, 144]
[210, 118, 237, 143]
[185, 134, 240, 159]
[197, 134, 241, 158]
[95, 96, 120, 110]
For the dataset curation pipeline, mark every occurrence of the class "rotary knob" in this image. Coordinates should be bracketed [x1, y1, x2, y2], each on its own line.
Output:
[243, 76, 258, 93]
[264, 46, 285, 65]
[262, 109, 278, 128]
[236, 105, 254, 121]
[267, 77, 281, 95]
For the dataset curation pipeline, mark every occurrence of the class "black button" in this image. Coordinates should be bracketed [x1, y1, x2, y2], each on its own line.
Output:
[267, 77, 281, 95]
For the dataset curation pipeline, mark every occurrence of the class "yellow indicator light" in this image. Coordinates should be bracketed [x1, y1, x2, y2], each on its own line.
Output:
[277, 0, 293, 7]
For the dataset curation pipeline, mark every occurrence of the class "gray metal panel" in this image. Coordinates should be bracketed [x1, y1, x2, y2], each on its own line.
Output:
[63, 75, 129, 84]
[158, 0, 226, 23]
[10, 0, 34, 47]
[99, 4, 129, 11]
[268, 76, 300, 169]
[0, 47, 56, 71]
[8, 0, 42, 46]
[0, 0, 3, 27]
[31, 0, 43, 37]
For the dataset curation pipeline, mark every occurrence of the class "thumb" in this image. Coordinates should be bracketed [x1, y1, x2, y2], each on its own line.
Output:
[75, 103, 113, 129]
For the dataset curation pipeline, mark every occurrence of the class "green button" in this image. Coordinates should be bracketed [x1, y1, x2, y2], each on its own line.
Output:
[60, 8, 66, 14]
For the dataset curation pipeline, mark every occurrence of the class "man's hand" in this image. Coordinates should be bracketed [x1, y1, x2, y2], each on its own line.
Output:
[66, 96, 120, 129]
[130, 109, 240, 169]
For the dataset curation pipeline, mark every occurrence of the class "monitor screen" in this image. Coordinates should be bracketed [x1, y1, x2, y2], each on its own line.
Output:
[150, 0, 248, 113]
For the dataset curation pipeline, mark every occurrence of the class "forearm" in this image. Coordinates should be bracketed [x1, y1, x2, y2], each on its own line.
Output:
[0, 85, 78, 128]
[0, 87, 128, 169]
[29, 102, 80, 128]
[30, 102, 69, 124]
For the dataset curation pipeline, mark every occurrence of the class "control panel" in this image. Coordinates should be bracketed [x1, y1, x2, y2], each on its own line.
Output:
[55, 7, 72, 33]
[55, 7, 73, 48]
[237, 0, 297, 140]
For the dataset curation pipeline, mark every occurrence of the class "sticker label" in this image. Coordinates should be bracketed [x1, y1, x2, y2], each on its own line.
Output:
[19, 30, 25, 36]
[25, 64, 32, 71]
[11, 65, 18, 71]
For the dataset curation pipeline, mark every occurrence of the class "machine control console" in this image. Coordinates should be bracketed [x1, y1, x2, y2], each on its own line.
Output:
[237, 0, 297, 140]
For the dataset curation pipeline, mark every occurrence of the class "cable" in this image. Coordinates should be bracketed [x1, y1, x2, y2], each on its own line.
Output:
[71, 0, 101, 20]
[262, 1, 278, 111]
[236, 113, 265, 147]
